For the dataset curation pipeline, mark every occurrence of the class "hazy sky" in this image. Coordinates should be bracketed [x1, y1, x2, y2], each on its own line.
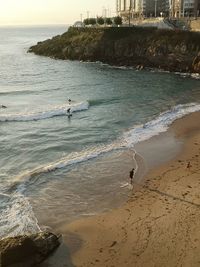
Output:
[0, 0, 116, 25]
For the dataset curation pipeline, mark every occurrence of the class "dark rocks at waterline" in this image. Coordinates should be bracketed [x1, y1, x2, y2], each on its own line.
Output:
[193, 52, 200, 73]
[28, 27, 200, 74]
[0, 231, 61, 267]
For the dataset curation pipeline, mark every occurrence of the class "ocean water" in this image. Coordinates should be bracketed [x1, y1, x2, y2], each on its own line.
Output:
[0, 25, 200, 238]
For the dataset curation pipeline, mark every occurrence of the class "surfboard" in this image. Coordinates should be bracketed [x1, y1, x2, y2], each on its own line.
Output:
[120, 182, 133, 189]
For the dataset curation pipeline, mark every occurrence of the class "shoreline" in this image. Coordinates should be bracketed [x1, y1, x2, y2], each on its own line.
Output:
[51, 110, 200, 267]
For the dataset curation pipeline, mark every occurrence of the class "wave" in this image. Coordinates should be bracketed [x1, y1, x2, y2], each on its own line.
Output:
[0, 191, 41, 239]
[0, 101, 89, 122]
[124, 103, 200, 147]
[88, 97, 119, 107]
[0, 89, 35, 96]
[2, 102, 200, 239]
[11, 102, 200, 186]
[12, 141, 126, 188]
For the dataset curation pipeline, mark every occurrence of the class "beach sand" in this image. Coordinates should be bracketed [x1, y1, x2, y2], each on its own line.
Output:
[46, 111, 200, 267]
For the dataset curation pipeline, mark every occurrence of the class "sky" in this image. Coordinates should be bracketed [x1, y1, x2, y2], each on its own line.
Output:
[0, 0, 116, 25]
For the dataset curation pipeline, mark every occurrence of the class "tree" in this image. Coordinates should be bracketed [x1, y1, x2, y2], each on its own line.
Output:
[105, 18, 113, 25]
[97, 17, 105, 25]
[114, 16, 122, 26]
[83, 18, 90, 25]
[89, 18, 96, 25]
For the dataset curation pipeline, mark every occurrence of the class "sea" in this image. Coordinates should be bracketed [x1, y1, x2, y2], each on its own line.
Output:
[0, 25, 200, 239]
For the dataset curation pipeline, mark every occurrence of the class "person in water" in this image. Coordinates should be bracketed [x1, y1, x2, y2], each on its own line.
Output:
[1, 105, 7, 108]
[67, 108, 72, 118]
[68, 99, 71, 104]
[129, 168, 135, 185]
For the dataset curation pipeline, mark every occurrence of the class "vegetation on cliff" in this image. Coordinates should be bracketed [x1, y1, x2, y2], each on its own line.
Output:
[29, 27, 200, 73]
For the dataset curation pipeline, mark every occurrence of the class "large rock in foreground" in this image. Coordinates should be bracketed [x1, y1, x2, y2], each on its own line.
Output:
[29, 27, 200, 74]
[0, 231, 61, 267]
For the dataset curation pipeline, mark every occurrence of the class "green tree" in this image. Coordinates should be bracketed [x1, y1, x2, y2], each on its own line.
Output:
[89, 18, 97, 25]
[83, 18, 90, 25]
[114, 16, 122, 26]
[97, 17, 105, 25]
[105, 18, 113, 25]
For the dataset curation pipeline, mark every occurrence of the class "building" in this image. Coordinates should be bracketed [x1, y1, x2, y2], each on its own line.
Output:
[116, 0, 170, 17]
[116, 0, 199, 17]
[183, 0, 199, 16]
[171, 0, 199, 17]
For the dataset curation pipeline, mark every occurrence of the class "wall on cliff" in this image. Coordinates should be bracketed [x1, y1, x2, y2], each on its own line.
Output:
[29, 27, 200, 73]
[190, 19, 200, 32]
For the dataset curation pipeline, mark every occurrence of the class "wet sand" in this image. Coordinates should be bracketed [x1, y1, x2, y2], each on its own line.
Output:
[52, 111, 200, 267]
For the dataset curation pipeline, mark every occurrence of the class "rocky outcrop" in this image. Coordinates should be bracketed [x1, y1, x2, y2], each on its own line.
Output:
[0, 231, 61, 267]
[29, 27, 200, 74]
[192, 52, 200, 73]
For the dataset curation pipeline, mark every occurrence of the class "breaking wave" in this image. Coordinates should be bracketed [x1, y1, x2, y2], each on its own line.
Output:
[0, 191, 41, 239]
[0, 101, 89, 122]
[124, 103, 200, 146]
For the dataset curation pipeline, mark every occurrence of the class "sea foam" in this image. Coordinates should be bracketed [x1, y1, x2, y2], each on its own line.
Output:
[0, 191, 41, 239]
[0, 101, 89, 122]
[124, 103, 200, 147]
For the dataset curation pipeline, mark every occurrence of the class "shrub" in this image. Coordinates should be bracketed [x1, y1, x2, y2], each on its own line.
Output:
[105, 18, 113, 25]
[97, 17, 105, 25]
[113, 16, 122, 25]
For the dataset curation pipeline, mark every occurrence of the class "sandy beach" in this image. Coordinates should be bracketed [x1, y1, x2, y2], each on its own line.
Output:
[51, 110, 200, 267]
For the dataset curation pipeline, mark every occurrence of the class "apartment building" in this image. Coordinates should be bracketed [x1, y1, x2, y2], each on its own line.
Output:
[116, 0, 199, 17]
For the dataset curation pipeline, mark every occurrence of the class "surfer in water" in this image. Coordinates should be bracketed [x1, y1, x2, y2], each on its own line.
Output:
[68, 99, 71, 104]
[1, 105, 7, 109]
[129, 168, 135, 185]
[67, 108, 72, 118]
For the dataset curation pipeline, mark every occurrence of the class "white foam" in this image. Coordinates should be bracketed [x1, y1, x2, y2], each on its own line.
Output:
[0, 101, 89, 122]
[124, 103, 200, 147]
[191, 73, 200, 80]
[0, 192, 41, 239]
[13, 141, 126, 187]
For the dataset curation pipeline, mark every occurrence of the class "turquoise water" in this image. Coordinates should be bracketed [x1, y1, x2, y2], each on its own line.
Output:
[0, 25, 200, 238]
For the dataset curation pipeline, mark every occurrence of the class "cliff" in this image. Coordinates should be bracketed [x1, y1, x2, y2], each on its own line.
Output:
[29, 27, 200, 73]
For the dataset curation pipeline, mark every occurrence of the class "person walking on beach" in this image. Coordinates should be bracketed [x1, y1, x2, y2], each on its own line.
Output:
[129, 168, 135, 185]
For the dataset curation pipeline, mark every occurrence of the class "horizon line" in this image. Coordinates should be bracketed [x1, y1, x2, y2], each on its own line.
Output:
[0, 23, 72, 27]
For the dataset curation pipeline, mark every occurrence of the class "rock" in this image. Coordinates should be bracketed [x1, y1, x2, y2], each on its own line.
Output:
[0, 231, 61, 267]
[28, 27, 200, 74]
[192, 52, 200, 73]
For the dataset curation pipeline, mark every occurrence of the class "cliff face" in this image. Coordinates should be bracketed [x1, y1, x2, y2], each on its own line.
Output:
[29, 27, 200, 73]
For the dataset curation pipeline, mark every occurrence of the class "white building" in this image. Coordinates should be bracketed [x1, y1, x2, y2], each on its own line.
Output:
[116, 0, 199, 17]
[116, 0, 170, 17]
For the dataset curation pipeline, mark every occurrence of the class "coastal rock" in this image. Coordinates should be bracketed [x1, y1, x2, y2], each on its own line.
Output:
[192, 52, 200, 73]
[0, 231, 61, 267]
[28, 27, 200, 74]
